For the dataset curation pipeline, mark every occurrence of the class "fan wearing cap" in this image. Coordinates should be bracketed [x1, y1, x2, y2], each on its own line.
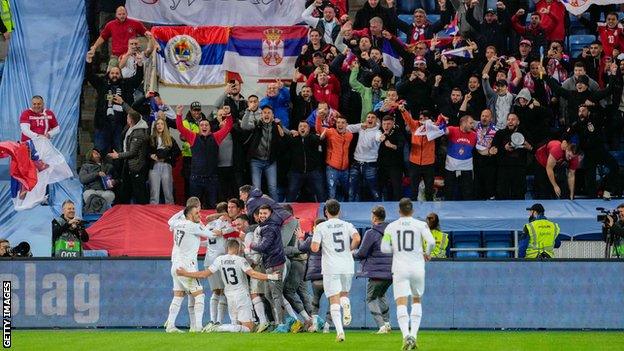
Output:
[545, 63, 617, 126]
[175, 104, 234, 209]
[489, 112, 531, 199]
[519, 204, 562, 259]
[482, 68, 515, 130]
[466, 3, 510, 55]
[534, 140, 580, 200]
[511, 8, 556, 56]
[179, 101, 205, 198]
[579, 12, 624, 58]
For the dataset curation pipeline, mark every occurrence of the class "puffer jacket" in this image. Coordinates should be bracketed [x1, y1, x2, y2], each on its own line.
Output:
[79, 149, 115, 191]
[246, 188, 292, 226]
[353, 223, 392, 280]
[118, 119, 149, 173]
[250, 223, 286, 269]
[298, 234, 322, 281]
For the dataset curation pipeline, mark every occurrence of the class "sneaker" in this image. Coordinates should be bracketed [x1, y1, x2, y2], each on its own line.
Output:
[603, 190, 612, 200]
[402, 335, 416, 350]
[202, 323, 218, 333]
[336, 332, 345, 342]
[316, 316, 326, 332]
[189, 327, 202, 333]
[290, 319, 303, 333]
[322, 321, 330, 334]
[273, 324, 290, 333]
[303, 318, 313, 333]
[342, 301, 352, 326]
[256, 322, 270, 333]
[164, 321, 184, 333]
[376, 323, 391, 334]
[284, 316, 297, 329]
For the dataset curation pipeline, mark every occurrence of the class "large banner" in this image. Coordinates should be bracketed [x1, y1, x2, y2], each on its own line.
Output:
[562, 0, 624, 15]
[223, 26, 308, 79]
[126, 0, 305, 26]
[152, 26, 229, 86]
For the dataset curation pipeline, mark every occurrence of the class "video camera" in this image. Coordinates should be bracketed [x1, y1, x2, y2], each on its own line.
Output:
[596, 207, 618, 223]
[1, 241, 32, 258]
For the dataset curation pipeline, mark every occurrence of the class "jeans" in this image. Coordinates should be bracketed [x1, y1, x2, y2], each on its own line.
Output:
[496, 165, 527, 200]
[283, 260, 313, 315]
[378, 165, 403, 201]
[473, 154, 497, 200]
[348, 161, 380, 202]
[250, 159, 278, 201]
[286, 169, 326, 202]
[409, 163, 434, 201]
[326, 166, 349, 201]
[265, 264, 285, 324]
[149, 162, 174, 204]
[119, 168, 148, 204]
[366, 279, 392, 328]
[444, 169, 474, 200]
[189, 174, 219, 209]
[583, 150, 619, 197]
[94, 118, 124, 154]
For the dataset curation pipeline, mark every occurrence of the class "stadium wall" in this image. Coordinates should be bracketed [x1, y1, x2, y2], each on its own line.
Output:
[2, 259, 623, 329]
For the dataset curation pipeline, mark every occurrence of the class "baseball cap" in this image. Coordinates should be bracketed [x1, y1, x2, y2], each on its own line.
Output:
[519, 39, 532, 47]
[414, 56, 426, 65]
[190, 101, 201, 110]
[485, 8, 497, 14]
[526, 203, 545, 213]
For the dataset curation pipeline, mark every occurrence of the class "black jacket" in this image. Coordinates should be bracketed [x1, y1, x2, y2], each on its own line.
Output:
[52, 215, 89, 257]
[563, 111, 607, 156]
[547, 76, 614, 125]
[491, 126, 532, 167]
[466, 7, 511, 54]
[118, 119, 149, 173]
[148, 137, 181, 168]
[353, 2, 398, 34]
[245, 122, 284, 163]
[290, 83, 318, 130]
[377, 125, 404, 169]
[511, 102, 552, 147]
[285, 133, 322, 173]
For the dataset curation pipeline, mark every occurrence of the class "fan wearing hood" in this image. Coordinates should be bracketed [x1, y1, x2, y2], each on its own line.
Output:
[512, 88, 551, 146]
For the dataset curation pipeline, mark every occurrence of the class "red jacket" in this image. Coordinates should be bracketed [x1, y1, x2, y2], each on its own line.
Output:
[306, 73, 341, 111]
[534, 0, 566, 42]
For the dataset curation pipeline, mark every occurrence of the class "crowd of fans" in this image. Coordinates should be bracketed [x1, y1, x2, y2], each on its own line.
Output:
[76, 0, 624, 210]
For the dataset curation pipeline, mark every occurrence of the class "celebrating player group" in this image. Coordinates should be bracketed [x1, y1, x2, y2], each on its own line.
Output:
[165, 187, 434, 350]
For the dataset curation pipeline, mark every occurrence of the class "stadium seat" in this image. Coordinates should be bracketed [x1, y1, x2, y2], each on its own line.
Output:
[573, 233, 603, 241]
[483, 231, 512, 244]
[426, 14, 440, 23]
[397, 0, 419, 13]
[451, 231, 482, 245]
[398, 14, 412, 25]
[398, 31, 408, 43]
[611, 151, 624, 167]
[568, 34, 596, 57]
[83, 250, 108, 257]
[454, 242, 480, 258]
[485, 241, 511, 258]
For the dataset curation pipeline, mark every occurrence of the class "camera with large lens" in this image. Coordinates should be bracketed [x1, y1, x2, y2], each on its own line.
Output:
[2, 241, 32, 257]
[596, 207, 618, 223]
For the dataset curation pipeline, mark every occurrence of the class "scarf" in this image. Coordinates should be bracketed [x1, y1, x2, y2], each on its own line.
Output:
[523, 74, 551, 101]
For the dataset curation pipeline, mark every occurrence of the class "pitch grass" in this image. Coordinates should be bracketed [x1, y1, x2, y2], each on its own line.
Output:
[12, 330, 624, 351]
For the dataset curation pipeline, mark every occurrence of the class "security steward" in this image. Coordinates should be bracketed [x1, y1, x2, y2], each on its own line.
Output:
[425, 213, 449, 258]
[520, 203, 562, 259]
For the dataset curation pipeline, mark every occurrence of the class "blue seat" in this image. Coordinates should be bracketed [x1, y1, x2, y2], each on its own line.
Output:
[83, 250, 108, 257]
[483, 231, 512, 244]
[569, 34, 596, 55]
[611, 151, 624, 167]
[398, 14, 413, 24]
[485, 241, 511, 258]
[397, 0, 419, 14]
[451, 231, 482, 246]
[398, 31, 408, 43]
[426, 14, 440, 23]
[573, 233, 602, 241]
[453, 241, 480, 259]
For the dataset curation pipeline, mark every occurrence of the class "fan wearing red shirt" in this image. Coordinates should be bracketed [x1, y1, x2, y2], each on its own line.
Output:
[535, 140, 581, 200]
[534, 0, 566, 42]
[19, 95, 60, 142]
[89, 6, 148, 65]
[306, 67, 341, 111]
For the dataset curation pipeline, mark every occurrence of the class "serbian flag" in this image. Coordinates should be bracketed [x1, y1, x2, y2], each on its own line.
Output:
[442, 46, 473, 59]
[439, 15, 459, 37]
[223, 26, 308, 79]
[152, 26, 229, 86]
[382, 40, 404, 77]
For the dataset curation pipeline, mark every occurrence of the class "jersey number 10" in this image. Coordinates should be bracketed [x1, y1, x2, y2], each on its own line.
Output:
[396, 230, 415, 252]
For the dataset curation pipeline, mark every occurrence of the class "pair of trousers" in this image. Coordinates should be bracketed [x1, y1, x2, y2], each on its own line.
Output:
[473, 154, 497, 199]
[366, 279, 392, 328]
[584, 151, 619, 197]
[444, 170, 474, 200]
[378, 165, 403, 201]
[250, 159, 277, 201]
[409, 163, 434, 201]
[119, 168, 148, 204]
[189, 174, 218, 209]
[286, 169, 326, 202]
[326, 166, 349, 201]
[149, 162, 174, 204]
[310, 279, 332, 322]
[283, 260, 313, 315]
[496, 165, 527, 200]
[348, 161, 380, 202]
[265, 264, 285, 324]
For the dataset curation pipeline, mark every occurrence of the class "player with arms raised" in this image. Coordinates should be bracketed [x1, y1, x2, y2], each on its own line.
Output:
[382, 198, 435, 350]
[165, 205, 213, 333]
[177, 239, 280, 333]
[311, 199, 361, 342]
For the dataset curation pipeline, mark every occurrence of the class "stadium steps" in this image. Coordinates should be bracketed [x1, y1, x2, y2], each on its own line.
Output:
[78, 82, 97, 169]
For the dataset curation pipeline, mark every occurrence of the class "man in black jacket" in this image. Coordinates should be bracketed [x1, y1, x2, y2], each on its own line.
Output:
[85, 51, 144, 153]
[353, 0, 398, 35]
[565, 105, 619, 199]
[285, 120, 326, 202]
[377, 116, 404, 200]
[52, 200, 89, 257]
[490, 113, 533, 199]
[466, 4, 511, 55]
[290, 80, 318, 130]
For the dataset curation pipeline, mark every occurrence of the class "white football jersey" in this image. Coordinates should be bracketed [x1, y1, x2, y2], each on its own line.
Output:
[312, 218, 357, 275]
[382, 216, 435, 274]
[209, 254, 252, 297]
[203, 217, 237, 266]
[171, 219, 212, 264]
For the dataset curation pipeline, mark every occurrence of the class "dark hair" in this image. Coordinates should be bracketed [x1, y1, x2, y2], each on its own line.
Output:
[398, 197, 413, 216]
[314, 218, 327, 226]
[228, 198, 244, 209]
[62, 199, 75, 207]
[215, 202, 228, 213]
[248, 94, 259, 100]
[382, 115, 395, 122]
[184, 205, 198, 218]
[239, 185, 252, 194]
[227, 239, 240, 251]
[261, 105, 273, 111]
[128, 110, 141, 124]
[567, 142, 580, 155]
[32, 95, 44, 101]
[617, 203, 624, 209]
[236, 214, 250, 223]
[371, 205, 386, 221]
[573, 62, 586, 69]
[258, 204, 272, 213]
[282, 204, 294, 215]
[426, 213, 440, 230]
[324, 199, 340, 216]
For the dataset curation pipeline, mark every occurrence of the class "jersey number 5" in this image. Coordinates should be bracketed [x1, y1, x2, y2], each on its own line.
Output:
[222, 267, 239, 285]
[396, 230, 414, 252]
[333, 232, 345, 252]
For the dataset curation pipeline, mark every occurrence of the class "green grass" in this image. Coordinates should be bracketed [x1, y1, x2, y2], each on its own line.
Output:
[11, 330, 624, 351]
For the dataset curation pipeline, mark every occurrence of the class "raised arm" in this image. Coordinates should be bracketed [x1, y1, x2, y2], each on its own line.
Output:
[175, 106, 197, 146]
[213, 115, 234, 145]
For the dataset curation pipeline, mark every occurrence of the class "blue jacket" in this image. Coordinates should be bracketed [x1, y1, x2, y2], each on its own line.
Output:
[246, 188, 291, 226]
[518, 215, 562, 258]
[298, 234, 323, 281]
[251, 223, 286, 268]
[260, 87, 290, 130]
[353, 223, 392, 280]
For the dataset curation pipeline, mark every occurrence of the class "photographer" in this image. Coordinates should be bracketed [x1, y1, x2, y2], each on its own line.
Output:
[0, 239, 32, 258]
[52, 200, 89, 258]
[605, 204, 624, 258]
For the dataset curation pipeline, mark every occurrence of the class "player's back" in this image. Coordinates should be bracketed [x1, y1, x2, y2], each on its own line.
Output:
[171, 220, 203, 264]
[213, 254, 251, 297]
[384, 217, 433, 274]
[313, 218, 356, 275]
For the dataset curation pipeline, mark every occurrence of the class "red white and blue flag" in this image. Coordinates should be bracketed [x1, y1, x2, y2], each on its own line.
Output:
[223, 26, 308, 79]
[382, 40, 404, 77]
[152, 26, 229, 86]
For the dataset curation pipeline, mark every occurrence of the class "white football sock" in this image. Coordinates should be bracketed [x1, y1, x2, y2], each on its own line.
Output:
[210, 294, 219, 323]
[194, 294, 205, 329]
[397, 304, 409, 338]
[282, 298, 298, 320]
[188, 295, 196, 330]
[410, 303, 422, 338]
[330, 304, 344, 335]
[252, 296, 268, 324]
[166, 296, 184, 326]
[217, 295, 227, 323]
[300, 310, 311, 322]
[216, 324, 251, 333]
